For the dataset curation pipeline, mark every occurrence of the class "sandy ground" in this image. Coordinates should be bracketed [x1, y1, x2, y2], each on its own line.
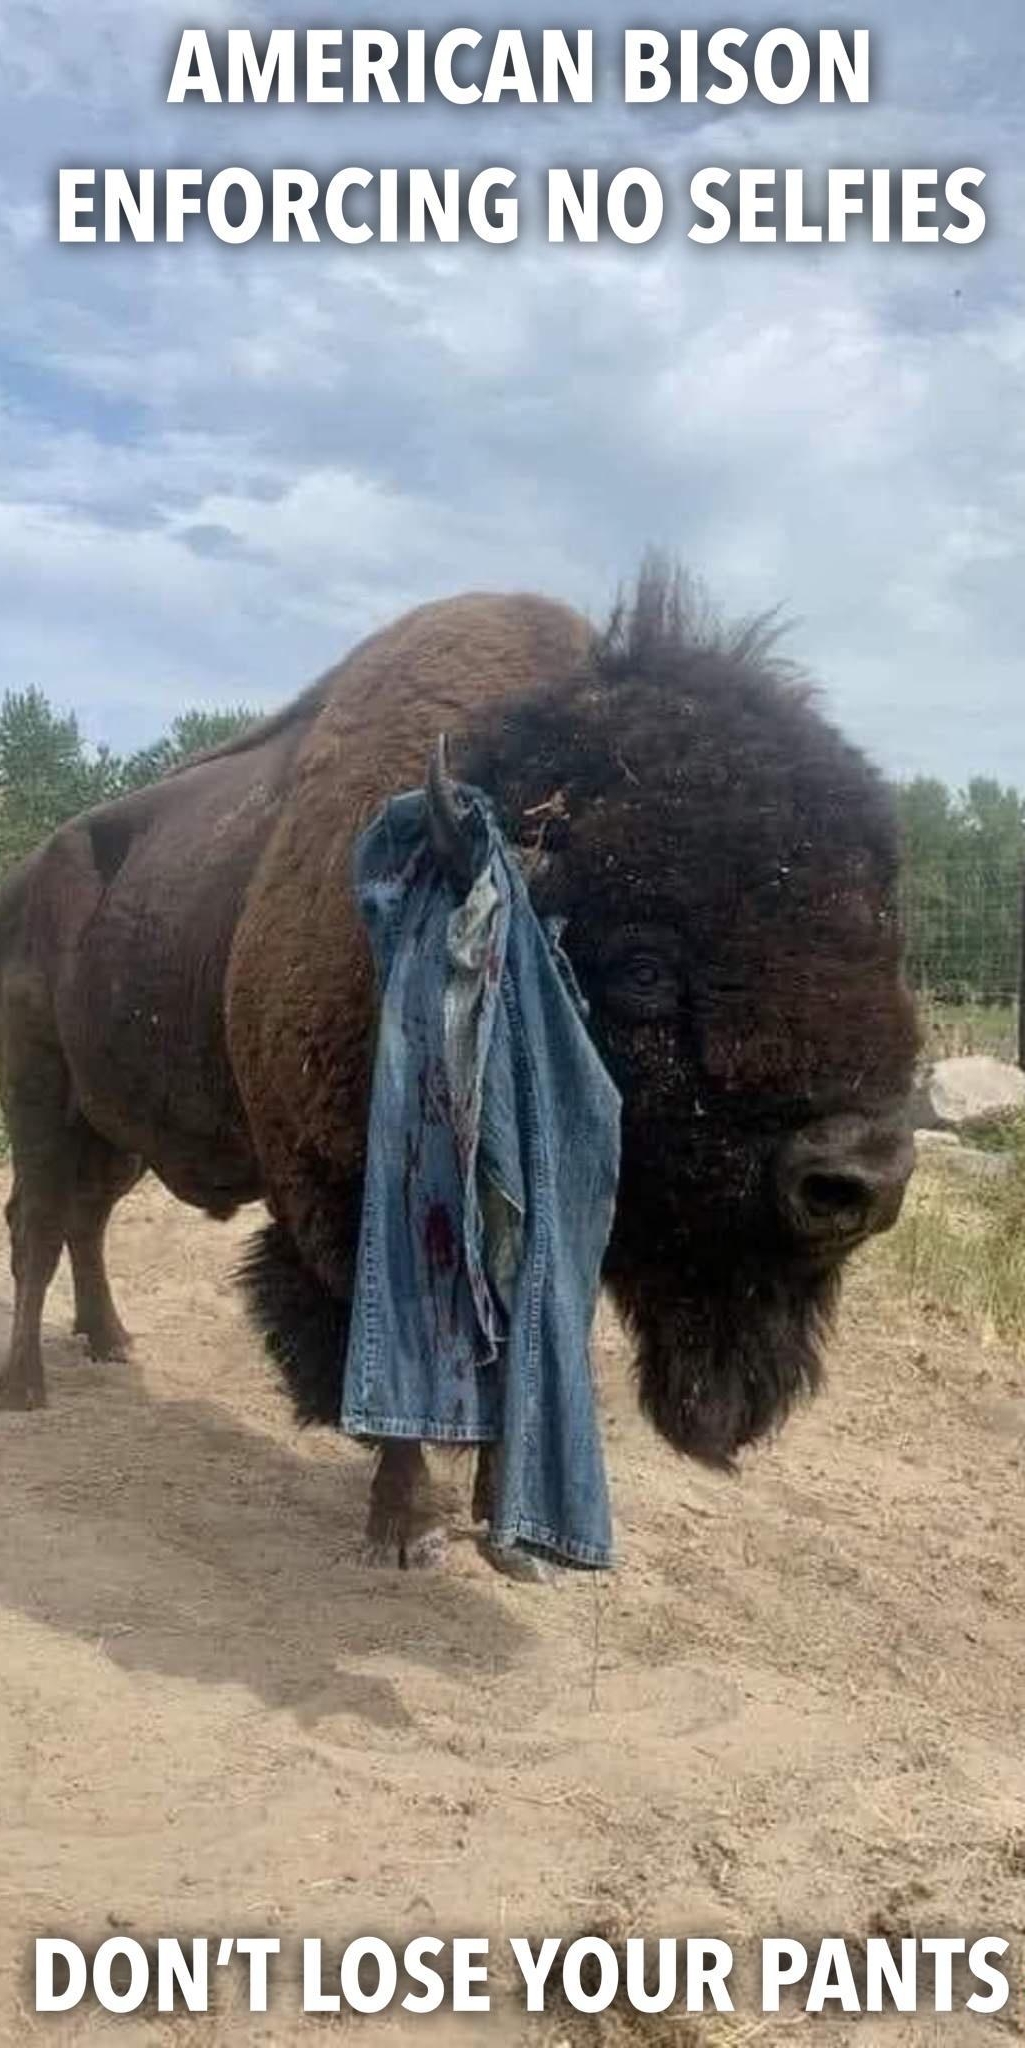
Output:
[1, 1166, 1024, 2047]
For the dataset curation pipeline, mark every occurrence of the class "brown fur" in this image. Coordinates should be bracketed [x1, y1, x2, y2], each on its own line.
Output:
[225, 593, 593, 1280]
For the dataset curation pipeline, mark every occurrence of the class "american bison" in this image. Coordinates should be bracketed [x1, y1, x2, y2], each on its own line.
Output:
[0, 567, 918, 1563]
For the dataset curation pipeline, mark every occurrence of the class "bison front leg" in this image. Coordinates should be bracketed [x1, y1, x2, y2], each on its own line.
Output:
[471, 1442, 496, 1528]
[362, 1441, 449, 1570]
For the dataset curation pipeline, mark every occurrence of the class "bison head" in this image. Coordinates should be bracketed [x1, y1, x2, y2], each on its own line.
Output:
[451, 566, 919, 1469]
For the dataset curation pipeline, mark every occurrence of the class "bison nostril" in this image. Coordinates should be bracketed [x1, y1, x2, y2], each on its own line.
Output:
[779, 1116, 914, 1250]
[800, 1171, 871, 1220]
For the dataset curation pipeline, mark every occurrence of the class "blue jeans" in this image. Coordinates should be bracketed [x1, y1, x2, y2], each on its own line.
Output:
[340, 786, 621, 1569]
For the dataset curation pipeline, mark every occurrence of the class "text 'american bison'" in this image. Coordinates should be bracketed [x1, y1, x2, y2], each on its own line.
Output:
[0, 569, 918, 1564]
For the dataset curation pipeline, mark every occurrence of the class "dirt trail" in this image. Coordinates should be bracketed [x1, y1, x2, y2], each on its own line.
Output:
[1, 1167, 1023, 2045]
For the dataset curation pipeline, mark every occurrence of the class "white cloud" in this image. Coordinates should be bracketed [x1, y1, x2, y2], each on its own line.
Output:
[1, 0, 1023, 789]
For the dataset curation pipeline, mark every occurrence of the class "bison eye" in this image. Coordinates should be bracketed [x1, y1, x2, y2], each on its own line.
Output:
[602, 948, 679, 1020]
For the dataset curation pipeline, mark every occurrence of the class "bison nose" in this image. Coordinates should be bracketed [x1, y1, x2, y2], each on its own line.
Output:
[778, 1116, 913, 1250]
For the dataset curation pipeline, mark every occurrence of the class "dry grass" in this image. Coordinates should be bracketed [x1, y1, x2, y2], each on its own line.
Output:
[875, 1117, 1025, 1347]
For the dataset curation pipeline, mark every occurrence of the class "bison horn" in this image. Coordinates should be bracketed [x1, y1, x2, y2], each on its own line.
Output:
[426, 735, 475, 894]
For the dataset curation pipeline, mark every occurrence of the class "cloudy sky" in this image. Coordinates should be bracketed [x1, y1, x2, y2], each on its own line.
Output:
[2, 1, 1022, 786]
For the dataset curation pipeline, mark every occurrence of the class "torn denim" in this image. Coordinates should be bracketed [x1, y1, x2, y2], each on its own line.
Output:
[339, 784, 622, 1570]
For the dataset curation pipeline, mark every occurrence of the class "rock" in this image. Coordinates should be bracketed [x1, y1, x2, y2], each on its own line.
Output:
[911, 1055, 1025, 1131]
[919, 1145, 1014, 1184]
[913, 1127, 1015, 1182]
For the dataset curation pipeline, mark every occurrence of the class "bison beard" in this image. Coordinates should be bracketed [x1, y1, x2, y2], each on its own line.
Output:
[237, 1221, 348, 1426]
[612, 1258, 839, 1468]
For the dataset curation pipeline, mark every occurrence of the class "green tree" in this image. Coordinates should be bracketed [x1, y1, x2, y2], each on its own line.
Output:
[0, 690, 257, 878]
[894, 775, 1024, 1005]
[960, 778, 1025, 865]
[957, 780, 1025, 1004]
[0, 688, 122, 873]
[893, 777, 956, 870]
[120, 707, 256, 790]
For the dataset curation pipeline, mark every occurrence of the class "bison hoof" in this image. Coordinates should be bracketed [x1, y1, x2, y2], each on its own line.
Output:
[0, 1375, 47, 1412]
[402, 1526, 450, 1571]
[74, 1322, 133, 1362]
[359, 1525, 450, 1571]
[480, 1540, 559, 1586]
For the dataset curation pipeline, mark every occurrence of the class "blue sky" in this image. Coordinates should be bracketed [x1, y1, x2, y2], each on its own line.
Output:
[1, 2, 1022, 786]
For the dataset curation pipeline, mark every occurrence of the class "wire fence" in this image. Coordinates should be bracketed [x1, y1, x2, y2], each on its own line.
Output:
[900, 857, 1022, 1064]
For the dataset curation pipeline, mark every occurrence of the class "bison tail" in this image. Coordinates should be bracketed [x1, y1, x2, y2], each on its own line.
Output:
[236, 1221, 348, 1426]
